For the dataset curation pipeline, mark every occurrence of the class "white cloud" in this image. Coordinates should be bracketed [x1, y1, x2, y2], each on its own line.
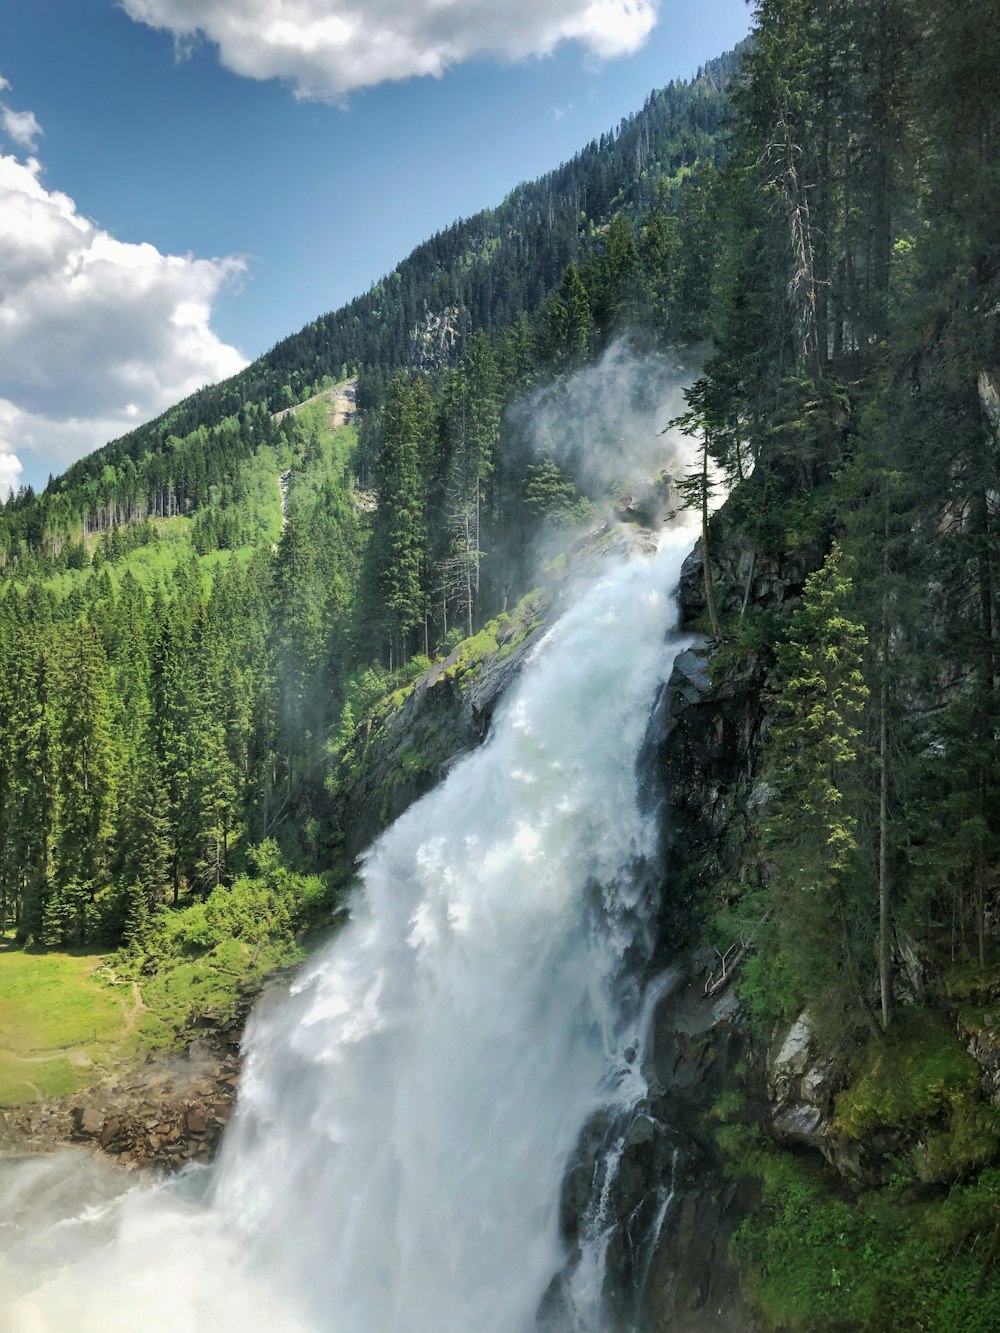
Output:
[0, 74, 44, 151]
[0, 152, 247, 476]
[1, 105, 43, 150]
[0, 398, 152, 476]
[0, 448, 22, 498]
[122, 0, 660, 100]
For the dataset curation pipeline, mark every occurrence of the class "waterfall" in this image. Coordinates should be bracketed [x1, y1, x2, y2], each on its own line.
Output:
[1, 530, 694, 1333]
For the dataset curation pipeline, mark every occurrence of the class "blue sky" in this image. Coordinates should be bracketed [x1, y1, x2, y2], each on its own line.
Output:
[0, 0, 751, 491]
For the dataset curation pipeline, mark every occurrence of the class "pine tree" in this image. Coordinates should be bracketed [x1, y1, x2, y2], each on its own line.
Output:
[670, 378, 723, 637]
[373, 374, 434, 664]
[49, 622, 118, 942]
[762, 545, 876, 1037]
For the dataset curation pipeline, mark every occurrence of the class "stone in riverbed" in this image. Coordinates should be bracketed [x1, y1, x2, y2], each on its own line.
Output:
[185, 1108, 208, 1135]
[98, 1118, 120, 1148]
[73, 1106, 104, 1137]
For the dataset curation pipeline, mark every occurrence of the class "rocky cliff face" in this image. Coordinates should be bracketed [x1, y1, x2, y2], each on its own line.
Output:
[602, 507, 1000, 1330]
[336, 614, 548, 860]
[550, 513, 819, 1332]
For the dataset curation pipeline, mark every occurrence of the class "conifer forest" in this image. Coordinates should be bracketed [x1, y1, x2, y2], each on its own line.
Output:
[1, 5, 999, 1330]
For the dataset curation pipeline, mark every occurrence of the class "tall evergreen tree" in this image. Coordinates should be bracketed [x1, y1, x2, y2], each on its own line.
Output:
[761, 546, 876, 1036]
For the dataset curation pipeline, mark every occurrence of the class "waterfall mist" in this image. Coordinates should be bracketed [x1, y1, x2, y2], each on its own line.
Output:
[0, 526, 694, 1333]
[514, 338, 700, 497]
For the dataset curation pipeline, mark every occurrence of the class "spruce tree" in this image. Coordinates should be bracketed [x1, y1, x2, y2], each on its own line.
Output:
[762, 545, 877, 1037]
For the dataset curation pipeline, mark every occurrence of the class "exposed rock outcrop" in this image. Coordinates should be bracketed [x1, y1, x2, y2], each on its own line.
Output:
[576, 516, 829, 1328]
[336, 601, 550, 859]
[678, 515, 818, 626]
[959, 1008, 1000, 1109]
[0, 1035, 241, 1173]
[337, 519, 660, 858]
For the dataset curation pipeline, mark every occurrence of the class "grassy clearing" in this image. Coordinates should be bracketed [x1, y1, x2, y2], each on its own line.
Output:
[0, 933, 307, 1105]
[0, 944, 132, 1103]
[0, 935, 304, 1104]
[0, 844, 337, 1106]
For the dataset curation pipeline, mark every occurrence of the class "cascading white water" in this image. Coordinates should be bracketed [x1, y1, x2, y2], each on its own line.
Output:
[558, 969, 685, 1333]
[1, 530, 693, 1333]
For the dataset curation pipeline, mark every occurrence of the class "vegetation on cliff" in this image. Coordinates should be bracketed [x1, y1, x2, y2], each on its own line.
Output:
[686, 2, 1000, 1326]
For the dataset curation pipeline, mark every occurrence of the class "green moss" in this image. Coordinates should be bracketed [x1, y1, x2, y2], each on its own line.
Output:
[832, 1010, 1000, 1180]
[957, 1002, 998, 1035]
[716, 1108, 1000, 1332]
[711, 1005, 1000, 1330]
[436, 591, 546, 689]
[942, 960, 999, 1005]
[399, 743, 431, 776]
[330, 590, 548, 812]
[445, 625, 501, 683]
[711, 1088, 746, 1121]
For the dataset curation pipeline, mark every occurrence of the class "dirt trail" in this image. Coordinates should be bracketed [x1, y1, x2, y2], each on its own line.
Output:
[272, 376, 357, 432]
[120, 982, 145, 1039]
[274, 377, 357, 532]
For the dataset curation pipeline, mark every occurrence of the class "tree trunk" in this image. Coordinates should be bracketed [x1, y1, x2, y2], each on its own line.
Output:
[701, 437, 721, 637]
[879, 662, 894, 1027]
[879, 507, 894, 1029]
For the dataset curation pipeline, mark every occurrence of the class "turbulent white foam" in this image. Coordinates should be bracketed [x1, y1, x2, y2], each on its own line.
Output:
[0, 531, 693, 1333]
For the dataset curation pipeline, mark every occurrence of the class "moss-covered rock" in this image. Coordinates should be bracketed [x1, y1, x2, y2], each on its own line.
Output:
[330, 587, 552, 858]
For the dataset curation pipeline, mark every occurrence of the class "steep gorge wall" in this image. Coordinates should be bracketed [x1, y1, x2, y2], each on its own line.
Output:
[557, 516, 821, 1332]
[628, 505, 1000, 1331]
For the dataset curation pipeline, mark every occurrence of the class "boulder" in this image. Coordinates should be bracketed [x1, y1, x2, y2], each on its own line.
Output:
[73, 1106, 104, 1138]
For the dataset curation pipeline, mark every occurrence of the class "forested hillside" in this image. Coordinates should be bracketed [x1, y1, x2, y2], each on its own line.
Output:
[0, 49, 737, 966]
[0, 43, 737, 553]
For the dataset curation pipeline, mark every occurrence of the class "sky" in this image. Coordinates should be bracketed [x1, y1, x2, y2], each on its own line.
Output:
[0, 0, 752, 493]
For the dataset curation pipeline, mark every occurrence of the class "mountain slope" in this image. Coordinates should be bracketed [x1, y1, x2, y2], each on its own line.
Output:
[41, 47, 738, 497]
[0, 45, 742, 965]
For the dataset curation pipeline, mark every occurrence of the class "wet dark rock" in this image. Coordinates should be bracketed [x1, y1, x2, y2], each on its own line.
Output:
[679, 515, 819, 628]
[98, 1118, 121, 1149]
[338, 617, 547, 858]
[569, 524, 827, 1330]
[960, 1012, 1000, 1109]
[185, 1108, 208, 1135]
[556, 966, 759, 1333]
